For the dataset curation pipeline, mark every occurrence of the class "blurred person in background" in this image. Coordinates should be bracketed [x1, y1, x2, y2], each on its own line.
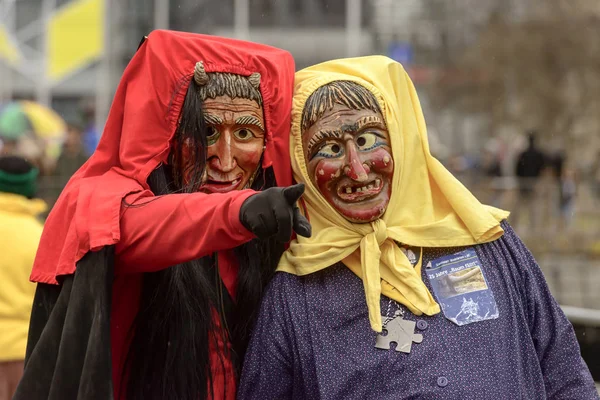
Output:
[479, 138, 504, 208]
[481, 147, 503, 178]
[13, 30, 309, 400]
[0, 135, 44, 170]
[558, 165, 578, 232]
[0, 118, 45, 173]
[0, 156, 46, 400]
[513, 131, 546, 233]
[81, 103, 100, 156]
[238, 56, 598, 400]
[54, 119, 88, 180]
[48, 119, 89, 205]
[0, 137, 14, 155]
[591, 150, 600, 240]
[591, 150, 600, 204]
[545, 148, 574, 231]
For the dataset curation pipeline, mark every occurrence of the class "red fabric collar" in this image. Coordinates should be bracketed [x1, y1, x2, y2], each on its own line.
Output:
[32, 30, 295, 284]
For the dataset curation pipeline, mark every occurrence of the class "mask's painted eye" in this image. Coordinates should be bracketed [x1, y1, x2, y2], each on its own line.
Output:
[312, 140, 344, 160]
[206, 126, 220, 145]
[206, 126, 219, 137]
[233, 128, 256, 141]
[356, 132, 381, 151]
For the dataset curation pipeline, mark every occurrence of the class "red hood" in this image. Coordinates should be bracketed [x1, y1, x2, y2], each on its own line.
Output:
[32, 30, 295, 284]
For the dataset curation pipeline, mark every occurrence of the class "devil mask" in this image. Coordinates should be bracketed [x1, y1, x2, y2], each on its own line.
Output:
[180, 62, 265, 193]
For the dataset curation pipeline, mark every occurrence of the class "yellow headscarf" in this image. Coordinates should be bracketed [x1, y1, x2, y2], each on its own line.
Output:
[278, 56, 509, 332]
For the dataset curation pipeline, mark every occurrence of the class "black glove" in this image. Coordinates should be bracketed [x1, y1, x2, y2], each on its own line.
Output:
[239, 183, 312, 242]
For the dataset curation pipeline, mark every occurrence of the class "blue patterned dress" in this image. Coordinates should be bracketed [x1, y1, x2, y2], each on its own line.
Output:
[238, 222, 598, 399]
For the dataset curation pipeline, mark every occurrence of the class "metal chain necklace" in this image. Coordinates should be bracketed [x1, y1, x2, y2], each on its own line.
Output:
[382, 297, 404, 325]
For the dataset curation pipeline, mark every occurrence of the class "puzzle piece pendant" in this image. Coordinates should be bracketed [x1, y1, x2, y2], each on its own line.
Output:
[375, 311, 423, 353]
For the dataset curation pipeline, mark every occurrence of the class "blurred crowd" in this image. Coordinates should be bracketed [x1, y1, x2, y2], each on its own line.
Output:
[0, 102, 98, 213]
[443, 130, 600, 241]
[0, 101, 96, 398]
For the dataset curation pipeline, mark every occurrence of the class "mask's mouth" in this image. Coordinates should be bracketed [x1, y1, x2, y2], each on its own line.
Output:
[336, 178, 383, 202]
[201, 175, 243, 193]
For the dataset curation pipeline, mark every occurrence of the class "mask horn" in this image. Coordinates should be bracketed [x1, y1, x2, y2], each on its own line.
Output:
[194, 61, 209, 86]
[248, 72, 261, 89]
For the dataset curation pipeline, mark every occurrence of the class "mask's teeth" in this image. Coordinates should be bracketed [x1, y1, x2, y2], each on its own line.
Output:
[360, 186, 368, 192]
[375, 178, 381, 187]
[345, 187, 352, 194]
[356, 187, 362, 193]
[367, 184, 374, 190]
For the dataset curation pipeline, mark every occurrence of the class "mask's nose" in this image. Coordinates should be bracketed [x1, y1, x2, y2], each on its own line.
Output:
[343, 141, 370, 182]
[209, 131, 237, 172]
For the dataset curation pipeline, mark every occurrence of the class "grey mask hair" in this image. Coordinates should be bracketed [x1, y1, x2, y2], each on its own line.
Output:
[194, 61, 261, 89]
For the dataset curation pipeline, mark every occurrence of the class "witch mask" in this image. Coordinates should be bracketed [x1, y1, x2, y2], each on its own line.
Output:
[184, 62, 265, 193]
[301, 80, 394, 223]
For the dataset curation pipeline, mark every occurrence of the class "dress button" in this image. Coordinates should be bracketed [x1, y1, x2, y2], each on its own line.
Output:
[437, 376, 449, 387]
[416, 319, 428, 330]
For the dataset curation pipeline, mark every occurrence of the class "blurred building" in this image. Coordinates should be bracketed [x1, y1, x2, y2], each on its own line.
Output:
[0, 0, 374, 123]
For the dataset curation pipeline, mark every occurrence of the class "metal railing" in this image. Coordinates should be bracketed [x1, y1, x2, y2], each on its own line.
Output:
[561, 306, 600, 327]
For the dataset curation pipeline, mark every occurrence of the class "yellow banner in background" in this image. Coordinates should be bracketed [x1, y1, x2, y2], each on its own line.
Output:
[0, 24, 22, 65]
[48, 0, 105, 82]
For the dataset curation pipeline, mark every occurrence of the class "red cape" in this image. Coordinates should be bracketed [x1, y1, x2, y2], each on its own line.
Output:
[32, 30, 295, 284]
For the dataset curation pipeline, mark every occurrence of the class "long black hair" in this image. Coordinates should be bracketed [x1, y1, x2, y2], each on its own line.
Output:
[123, 78, 283, 400]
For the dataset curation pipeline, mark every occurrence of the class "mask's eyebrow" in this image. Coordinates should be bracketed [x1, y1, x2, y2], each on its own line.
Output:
[356, 115, 386, 130]
[306, 129, 342, 155]
[235, 115, 264, 131]
[204, 113, 223, 125]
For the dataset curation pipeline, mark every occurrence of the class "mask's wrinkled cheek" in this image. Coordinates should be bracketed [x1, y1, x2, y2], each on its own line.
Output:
[234, 141, 264, 170]
[232, 140, 264, 186]
[313, 159, 343, 191]
[243, 145, 266, 189]
[366, 147, 394, 175]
